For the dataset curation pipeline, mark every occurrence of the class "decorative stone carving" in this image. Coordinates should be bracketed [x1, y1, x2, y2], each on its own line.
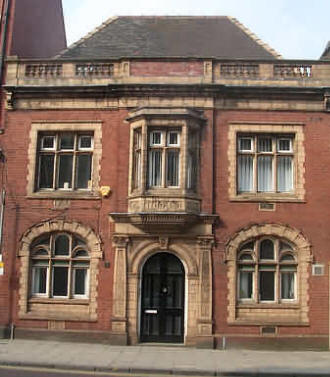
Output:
[6, 91, 14, 110]
[159, 236, 169, 250]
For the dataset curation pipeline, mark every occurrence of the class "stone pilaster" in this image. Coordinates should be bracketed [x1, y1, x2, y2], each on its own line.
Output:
[111, 235, 130, 344]
[196, 236, 214, 348]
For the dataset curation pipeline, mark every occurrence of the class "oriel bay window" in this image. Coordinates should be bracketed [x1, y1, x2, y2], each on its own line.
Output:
[237, 134, 294, 194]
[37, 132, 93, 191]
[238, 238, 297, 303]
[131, 125, 200, 193]
[31, 232, 90, 299]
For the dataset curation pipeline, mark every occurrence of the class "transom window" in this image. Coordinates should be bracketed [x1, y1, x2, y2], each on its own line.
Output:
[238, 238, 297, 303]
[37, 132, 93, 191]
[31, 232, 90, 299]
[237, 134, 294, 193]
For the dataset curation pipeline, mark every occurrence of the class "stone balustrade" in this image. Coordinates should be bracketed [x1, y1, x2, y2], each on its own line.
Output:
[5, 58, 330, 87]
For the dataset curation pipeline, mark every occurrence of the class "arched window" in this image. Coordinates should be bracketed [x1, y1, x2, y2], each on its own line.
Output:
[237, 238, 296, 303]
[31, 232, 90, 298]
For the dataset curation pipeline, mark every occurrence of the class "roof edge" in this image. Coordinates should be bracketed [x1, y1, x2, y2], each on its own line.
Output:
[55, 16, 119, 58]
[228, 16, 282, 60]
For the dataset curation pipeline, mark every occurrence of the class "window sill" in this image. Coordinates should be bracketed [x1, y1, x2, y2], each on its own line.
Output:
[230, 193, 305, 203]
[228, 320, 309, 327]
[26, 191, 101, 200]
[237, 303, 300, 309]
[29, 297, 89, 305]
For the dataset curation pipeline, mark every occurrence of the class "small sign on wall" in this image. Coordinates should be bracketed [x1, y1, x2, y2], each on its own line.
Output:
[0, 254, 3, 275]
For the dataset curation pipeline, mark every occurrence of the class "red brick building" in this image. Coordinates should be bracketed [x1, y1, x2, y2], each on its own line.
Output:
[2, 16, 330, 349]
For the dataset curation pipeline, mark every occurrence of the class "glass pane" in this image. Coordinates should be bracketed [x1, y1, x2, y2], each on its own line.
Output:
[39, 154, 54, 189]
[134, 130, 141, 149]
[76, 154, 92, 189]
[32, 267, 47, 294]
[73, 236, 86, 248]
[41, 136, 55, 149]
[167, 150, 179, 186]
[260, 239, 274, 259]
[239, 253, 253, 261]
[280, 254, 295, 262]
[259, 271, 274, 301]
[187, 151, 197, 190]
[74, 249, 88, 257]
[60, 134, 74, 150]
[280, 241, 293, 251]
[277, 156, 293, 192]
[54, 234, 70, 256]
[278, 138, 291, 152]
[32, 235, 50, 248]
[148, 150, 162, 186]
[239, 241, 254, 251]
[168, 132, 179, 146]
[237, 155, 253, 192]
[33, 248, 49, 256]
[58, 154, 73, 189]
[150, 132, 161, 145]
[258, 137, 272, 152]
[281, 272, 295, 299]
[79, 136, 92, 149]
[133, 150, 141, 189]
[74, 269, 87, 295]
[53, 267, 68, 296]
[239, 271, 253, 299]
[257, 155, 273, 192]
[239, 138, 252, 151]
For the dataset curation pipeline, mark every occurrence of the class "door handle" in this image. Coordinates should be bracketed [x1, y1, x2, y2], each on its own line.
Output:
[145, 309, 158, 314]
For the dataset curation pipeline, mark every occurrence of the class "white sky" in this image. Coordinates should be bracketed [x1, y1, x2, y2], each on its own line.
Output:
[62, 0, 329, 60]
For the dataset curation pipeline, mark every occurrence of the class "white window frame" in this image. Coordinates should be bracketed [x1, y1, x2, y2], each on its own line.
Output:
[148, 129, 181, 188]
[37, 132, 94, 192]
[237, 238, 297, 304]
[237, 134, 294, 194]
[30, 232, 90, 300]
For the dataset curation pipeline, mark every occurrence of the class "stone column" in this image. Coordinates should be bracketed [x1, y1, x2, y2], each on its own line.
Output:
[111, 235, 129, 345]
[196, 236, 214, 348]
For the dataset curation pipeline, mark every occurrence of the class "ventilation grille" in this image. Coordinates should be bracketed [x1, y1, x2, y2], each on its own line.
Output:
[312, 264, 324, 276]
[259, 202, 275, 211]
[261, 326, 277, 336]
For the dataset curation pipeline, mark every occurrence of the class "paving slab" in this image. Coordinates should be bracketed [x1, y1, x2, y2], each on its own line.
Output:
[0, 339, 330, 376]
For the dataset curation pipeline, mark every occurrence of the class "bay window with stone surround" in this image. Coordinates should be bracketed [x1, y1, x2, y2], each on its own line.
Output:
[127, 108, 204, 215]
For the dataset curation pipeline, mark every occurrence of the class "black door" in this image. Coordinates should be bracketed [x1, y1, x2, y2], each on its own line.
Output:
[140, 253, 185, 343]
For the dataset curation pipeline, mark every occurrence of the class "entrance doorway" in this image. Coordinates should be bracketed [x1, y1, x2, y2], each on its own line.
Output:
[140, 252, 185, 343]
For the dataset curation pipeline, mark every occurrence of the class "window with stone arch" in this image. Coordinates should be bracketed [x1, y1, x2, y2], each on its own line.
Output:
[31, 232, 90, 299]
[226, 224, 312, 325]
[18, 220, 102, 321]
[238, 237, 297, 303]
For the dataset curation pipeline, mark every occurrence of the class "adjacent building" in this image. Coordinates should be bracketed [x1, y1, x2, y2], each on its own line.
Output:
[0, 0, 66, 336]
[2, 16, 330, 349]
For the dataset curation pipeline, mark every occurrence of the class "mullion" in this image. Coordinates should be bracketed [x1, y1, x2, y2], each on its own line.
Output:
[72, 134, 78, 190]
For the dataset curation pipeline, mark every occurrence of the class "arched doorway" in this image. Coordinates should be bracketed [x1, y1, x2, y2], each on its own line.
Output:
[140, 252, 185, 343]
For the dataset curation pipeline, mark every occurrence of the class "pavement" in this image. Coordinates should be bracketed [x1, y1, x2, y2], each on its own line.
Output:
[0, 339, 330, 376]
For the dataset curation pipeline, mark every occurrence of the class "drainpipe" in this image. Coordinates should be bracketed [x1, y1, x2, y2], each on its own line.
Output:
[0, 0, 11, 84]
[0, 188, 5, 251]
